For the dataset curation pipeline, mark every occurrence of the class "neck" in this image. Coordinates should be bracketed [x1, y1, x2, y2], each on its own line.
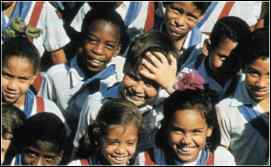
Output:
[172, 36, 186, 51]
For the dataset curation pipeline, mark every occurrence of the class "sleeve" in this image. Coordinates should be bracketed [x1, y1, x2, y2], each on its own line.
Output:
[214, 146, 236, 166]
[215, 103, 232, 147]
[39, 72, 55, 102]
[42, 2, 70, 52]
[70, 3, 90, 32]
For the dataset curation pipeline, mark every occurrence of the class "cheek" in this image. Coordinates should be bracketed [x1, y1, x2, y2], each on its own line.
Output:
[145, 87, 158, 98]
[168, 132, 182, 145]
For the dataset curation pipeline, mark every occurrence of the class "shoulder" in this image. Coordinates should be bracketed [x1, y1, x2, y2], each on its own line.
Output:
[46, 63, 69, 76]
[213, 146, 236, 165]
[67, 159, 83, 166]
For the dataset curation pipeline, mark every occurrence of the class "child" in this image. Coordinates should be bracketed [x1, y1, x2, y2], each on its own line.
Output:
[138, 89, 236, 165]
[68, 98, 142, 165]
[216, 28, 269, 165]
[1, 104, 26, 165]
[40, 8, 127, 122]
[160, 2, 211, 59]
[11, 112, 67, 165]
[2, 1, 70, 66]
[73, 31, 177, 152]
[175, 16, 251, 103]
[1, 37, 65, 123]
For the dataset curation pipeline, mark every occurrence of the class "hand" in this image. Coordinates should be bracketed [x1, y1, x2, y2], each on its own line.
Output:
[140, 51, 177, 94]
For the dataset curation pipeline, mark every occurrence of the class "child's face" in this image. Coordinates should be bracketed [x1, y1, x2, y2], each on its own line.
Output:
[22, 141, 63, 165]
[165, 2, 203, 41]
[1, 56, 36, 106]
[81, 20, 121, 73]
[168, 109, 212, 163]
[121, 71, 159, 107]
[102, 124, 138, 165]
[1, 133, 12, 164]
[209, 37, 238, 77]
[245, 58, 269, 102]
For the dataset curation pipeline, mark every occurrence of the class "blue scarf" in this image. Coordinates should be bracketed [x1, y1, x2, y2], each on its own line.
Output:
[239, 104, 262, 122]
[24, 90, 35, 118]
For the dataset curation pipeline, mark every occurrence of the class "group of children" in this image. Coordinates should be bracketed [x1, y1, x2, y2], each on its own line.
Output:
[1, 2, 269, 166]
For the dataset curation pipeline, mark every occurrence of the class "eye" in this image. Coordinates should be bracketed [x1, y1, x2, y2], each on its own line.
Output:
[192, 129, 203, 135]
[105, 43, 114, 50]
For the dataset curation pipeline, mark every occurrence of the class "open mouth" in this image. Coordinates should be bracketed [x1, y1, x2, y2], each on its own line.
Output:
[176, 145, 197, 155]
[109, 155, 129, 164]
[87, 57, 105, 67]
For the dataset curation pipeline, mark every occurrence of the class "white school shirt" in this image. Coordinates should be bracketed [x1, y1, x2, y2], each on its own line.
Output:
[70, 2, 150, 32]
[18, 96, 65, 124]
[137, 146, 235, 166]
[216, 81, 268, 165]
[2, 2, 70, 56]
[39, 56, 125, 113]
[73, 84, 162, 148]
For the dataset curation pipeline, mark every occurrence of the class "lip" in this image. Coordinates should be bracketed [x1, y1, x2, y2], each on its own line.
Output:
[168, 26, 186, 36]
[3, 91, 19, 99]
[176, 145, 197, 155]
[109, 155, 128, 164]
[87, 57, 105, 67]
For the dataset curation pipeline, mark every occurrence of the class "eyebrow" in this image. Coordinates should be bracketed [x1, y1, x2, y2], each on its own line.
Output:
[171, 126, 205, 132]
[170, 5, 199, 19]
[2, 71, 33, 80]
[87, 33, 119, 44]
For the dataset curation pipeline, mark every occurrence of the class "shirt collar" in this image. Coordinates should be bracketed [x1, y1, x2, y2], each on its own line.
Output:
[230, 80, 258, 107]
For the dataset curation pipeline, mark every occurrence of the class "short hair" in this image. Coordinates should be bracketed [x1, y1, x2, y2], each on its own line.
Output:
[15, 112, 67, 153]
[209, 16, 250, 49]
[245, 28, 269, 66]
[160, 89, 220, 152]
[2, 37, 40, 74]
[81, 8, 128, 54]
[78, 98, 142, 159]
[2, 104, 26, 137]
[124, 31, 177, 79]
[164, 2, 211, 15]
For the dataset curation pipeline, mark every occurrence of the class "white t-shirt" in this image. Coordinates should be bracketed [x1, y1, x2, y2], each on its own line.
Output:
[2, 2, 70, 56]
[216, 81, 268, 165]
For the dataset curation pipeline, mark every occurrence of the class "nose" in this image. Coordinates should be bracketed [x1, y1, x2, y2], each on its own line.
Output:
[6, 79, 18, 91]
[93, 43, 105, 55]
[133, 81, 145, 95]
[181, 133, 193, 145]
[115, 144, 126, 155]
[175, 14, 186, 27]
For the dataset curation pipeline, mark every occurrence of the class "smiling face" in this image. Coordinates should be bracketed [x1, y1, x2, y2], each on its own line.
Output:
[1, 56, 36, 107]
[245, 57, 269, 102]
[80, 20, 121, 74]
[102, 124, 138, 165]
[165, 2, 202, 41]
[168, 109, 212, 163]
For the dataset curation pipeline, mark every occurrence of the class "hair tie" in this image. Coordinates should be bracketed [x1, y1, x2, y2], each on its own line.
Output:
[174, 69, 205, 91]
[2, 17, 42, 41]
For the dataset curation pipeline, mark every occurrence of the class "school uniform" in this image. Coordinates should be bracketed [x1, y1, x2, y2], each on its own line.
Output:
[71, 2, 154, 33]
[73, 83, 163, 151]
[39, 55, 125, 114]
[2, 1, 70, 56]
[18, 90, 65, 122]
[137, 146, 236, 165]
[68, 152, 140, 166]
[216, 80, 269, 165]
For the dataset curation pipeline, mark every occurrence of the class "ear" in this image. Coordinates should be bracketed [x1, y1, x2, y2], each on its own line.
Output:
[206, 127, 213, 137]
[202, 39, 211, 56]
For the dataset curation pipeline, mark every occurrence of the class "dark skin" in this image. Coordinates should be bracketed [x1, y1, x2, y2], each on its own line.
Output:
[77, 20, 121, 79]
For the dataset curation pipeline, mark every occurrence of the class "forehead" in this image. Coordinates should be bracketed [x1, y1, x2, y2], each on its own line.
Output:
[172, 109, 207, 128]
[3, 56, 34, 75]
[248, 57, 269, 73]
[106, 124, 138, 139]
[215, 38, 238, 54]
[169, 2, 203, 16]
[86, 20, 120, 40]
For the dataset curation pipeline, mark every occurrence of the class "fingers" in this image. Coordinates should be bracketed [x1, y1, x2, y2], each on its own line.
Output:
[141, 58, 158, 74]
[139, 65, 156, 80]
